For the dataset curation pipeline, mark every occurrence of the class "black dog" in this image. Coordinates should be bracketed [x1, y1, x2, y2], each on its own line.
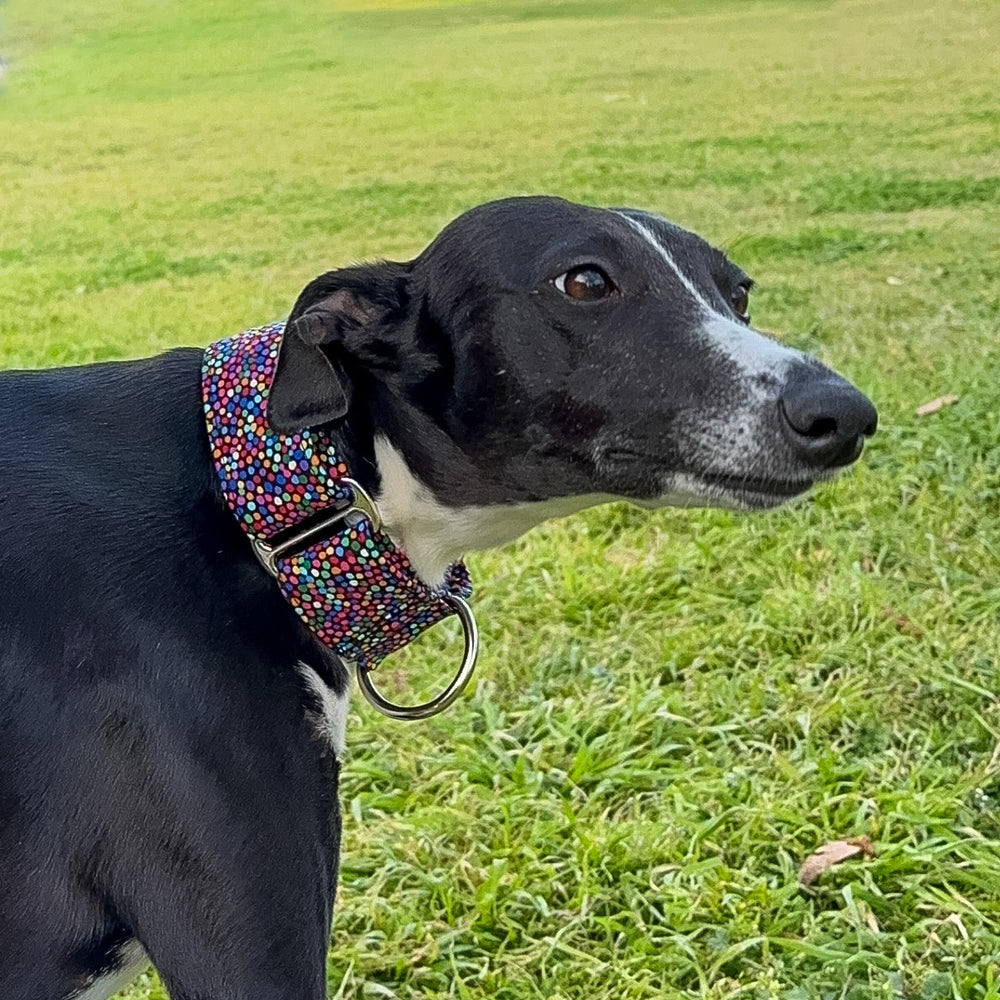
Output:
[0, 197, 876, 1000]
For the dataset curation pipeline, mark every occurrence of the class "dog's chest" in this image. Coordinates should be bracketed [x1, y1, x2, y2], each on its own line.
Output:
[296, 660, 350, 757]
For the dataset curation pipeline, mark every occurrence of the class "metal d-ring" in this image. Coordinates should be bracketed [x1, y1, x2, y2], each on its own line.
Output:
[355, 595, 479, 720]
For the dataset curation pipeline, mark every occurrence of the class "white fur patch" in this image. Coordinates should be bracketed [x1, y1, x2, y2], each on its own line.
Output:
[70, 941, 148, 1000]
[374, 436, 611, 586]
[616, 212, 718, 314]
[615, 212, 801, 384]
[295, 661, 349, 758]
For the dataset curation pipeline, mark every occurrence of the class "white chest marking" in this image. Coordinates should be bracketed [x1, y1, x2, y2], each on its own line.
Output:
[69, 941, 148, 1000]
[296, 661, 349, 758]
[374, 436, 611, 587]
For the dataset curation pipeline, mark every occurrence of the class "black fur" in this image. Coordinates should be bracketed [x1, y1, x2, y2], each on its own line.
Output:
[0, 354, 344, 999]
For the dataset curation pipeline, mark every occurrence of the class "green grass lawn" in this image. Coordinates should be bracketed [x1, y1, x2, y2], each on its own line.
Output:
[3, 0, 1000, 997]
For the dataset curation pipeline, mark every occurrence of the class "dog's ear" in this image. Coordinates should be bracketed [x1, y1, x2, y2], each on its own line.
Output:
[267, 263, 410, 434]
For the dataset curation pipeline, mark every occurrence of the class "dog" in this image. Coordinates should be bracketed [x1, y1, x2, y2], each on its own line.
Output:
[0, 196, 876, 1000]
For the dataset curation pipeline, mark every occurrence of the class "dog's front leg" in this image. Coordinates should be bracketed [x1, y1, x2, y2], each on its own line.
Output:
[100, 719, 342, 1000]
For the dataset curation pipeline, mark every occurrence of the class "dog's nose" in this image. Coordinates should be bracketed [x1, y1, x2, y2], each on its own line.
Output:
[778, 368, 878, 468]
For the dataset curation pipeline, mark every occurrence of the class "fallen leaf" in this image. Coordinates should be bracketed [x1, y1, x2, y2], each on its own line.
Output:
[915, 394, 958, 416]
[881, 605, 925, 638]
[799, 836, 876, 887]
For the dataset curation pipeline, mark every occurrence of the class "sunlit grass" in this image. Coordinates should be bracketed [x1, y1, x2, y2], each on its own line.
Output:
[2, 0, 999, 997]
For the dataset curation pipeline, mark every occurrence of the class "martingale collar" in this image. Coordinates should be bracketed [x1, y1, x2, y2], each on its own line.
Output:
[202, 323, 476, 714]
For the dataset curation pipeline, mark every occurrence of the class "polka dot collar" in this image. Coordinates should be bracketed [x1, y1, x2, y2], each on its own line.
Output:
[202, 322, 472, 669]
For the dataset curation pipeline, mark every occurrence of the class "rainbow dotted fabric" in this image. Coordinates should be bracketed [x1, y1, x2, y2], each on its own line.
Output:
[202, 323, 471, 668]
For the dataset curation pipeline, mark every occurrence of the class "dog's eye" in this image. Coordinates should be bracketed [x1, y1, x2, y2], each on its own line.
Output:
[554, 266, 614, 301]
[731, 285, 751, 320]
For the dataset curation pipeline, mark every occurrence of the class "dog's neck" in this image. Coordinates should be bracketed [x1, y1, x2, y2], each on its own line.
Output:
[371, 435, 610, 587]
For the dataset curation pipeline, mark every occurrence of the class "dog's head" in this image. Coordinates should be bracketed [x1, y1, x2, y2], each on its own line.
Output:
[269, 197, 876, 576]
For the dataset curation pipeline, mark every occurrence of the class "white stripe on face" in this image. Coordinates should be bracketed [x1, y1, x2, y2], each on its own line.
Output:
[614, 211, 802, 385]
[615, 212, 722, 315]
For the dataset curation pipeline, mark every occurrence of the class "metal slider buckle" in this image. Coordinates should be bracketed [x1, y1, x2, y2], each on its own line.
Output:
[250, 478, 381, 577]
[356, 595, 479, 721]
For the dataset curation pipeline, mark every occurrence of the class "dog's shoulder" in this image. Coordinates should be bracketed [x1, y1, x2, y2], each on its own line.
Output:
[0, 348, 233, 644]
[0, 344, 332, 744]
[0, 349, 203, 494]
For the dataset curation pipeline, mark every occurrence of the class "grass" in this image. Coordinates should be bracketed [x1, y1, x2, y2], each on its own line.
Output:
[2, 0, 999, 996]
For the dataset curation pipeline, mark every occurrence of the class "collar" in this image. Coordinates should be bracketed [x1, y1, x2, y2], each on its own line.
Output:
[201, 322, 474, 683]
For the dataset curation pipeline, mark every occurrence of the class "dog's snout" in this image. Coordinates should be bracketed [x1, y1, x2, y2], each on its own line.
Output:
[778, 370, 878, 468]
